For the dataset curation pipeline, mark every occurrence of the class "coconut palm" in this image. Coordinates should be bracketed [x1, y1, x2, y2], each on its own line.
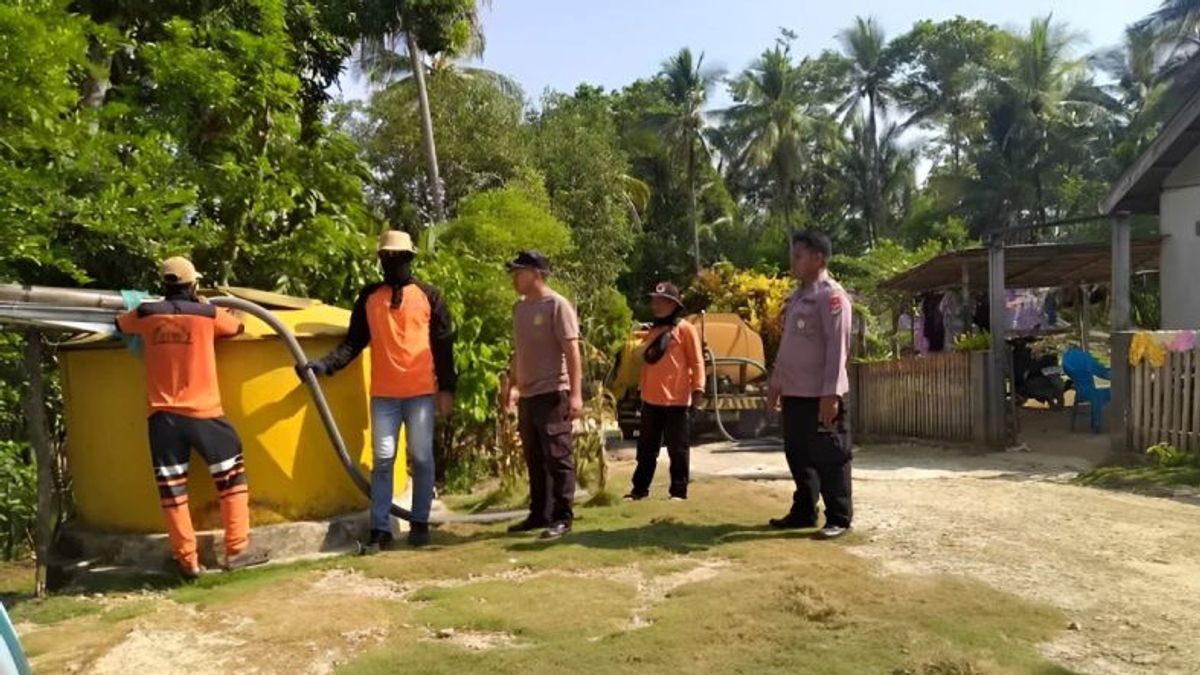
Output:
[658, 47, 725, 273]
[721, 42, 811, 228]
[836, 17, 902, 244]
[989, 16, 1095, 227]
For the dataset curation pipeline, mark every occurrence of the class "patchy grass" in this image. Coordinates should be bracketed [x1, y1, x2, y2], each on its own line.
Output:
[8, 595, 103, 625]
[0, 559, 34, 601]
[170, 556, 345, 607]
[1077, 463, 1200, 491]
[16, 471, 1071, 675]
[341, 475, 1068, 675]
[99, 600, 157, 624]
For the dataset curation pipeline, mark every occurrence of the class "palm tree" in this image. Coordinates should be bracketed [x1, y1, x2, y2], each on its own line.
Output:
[658, 48, 724, 273]
[1132, 1, 1200, 94]
[352, 1, 490, 225]
[842, 116, 916, 246]
[836, 17, 902, 245]
[991, 16, 1092, 227]
[721, 41, 811, 229]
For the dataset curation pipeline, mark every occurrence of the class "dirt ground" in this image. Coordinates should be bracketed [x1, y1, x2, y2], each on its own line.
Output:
[672, 419, 1200, 675]
[13, 415, 1200, 674]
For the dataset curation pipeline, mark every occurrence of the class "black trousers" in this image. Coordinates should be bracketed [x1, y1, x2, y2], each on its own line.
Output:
[518, 391, 576, 524]
[630, 403, 691, 498]
[148, 412, 247, 507]
[781, 397, 852, 528]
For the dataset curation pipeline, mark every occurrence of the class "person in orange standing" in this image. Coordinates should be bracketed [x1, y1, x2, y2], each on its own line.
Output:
[115, 257, 268, 579]
[300, 230, 456, 551]
[624, 282, 705, 501]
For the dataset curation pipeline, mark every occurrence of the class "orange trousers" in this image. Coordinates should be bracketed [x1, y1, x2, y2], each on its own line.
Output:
[149, 412, 250, 572]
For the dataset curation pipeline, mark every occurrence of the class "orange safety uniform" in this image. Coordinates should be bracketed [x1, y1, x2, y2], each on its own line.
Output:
[639, 319, 705, 407]
[116, 298, 249, 571]
[316, 282, 456, 396]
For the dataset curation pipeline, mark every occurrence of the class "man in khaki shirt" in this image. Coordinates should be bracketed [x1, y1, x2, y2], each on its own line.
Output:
[502, 251, 583, 540]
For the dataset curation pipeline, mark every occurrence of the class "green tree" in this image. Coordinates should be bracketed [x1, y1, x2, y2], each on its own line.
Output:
[891, 17, 1003, 173]
[351, 70, 531, 227]
[658, 48, 725, 273]
[836, 16, 902, 246]
[342, 0, 487, 224]
[721, 38, 811, 226]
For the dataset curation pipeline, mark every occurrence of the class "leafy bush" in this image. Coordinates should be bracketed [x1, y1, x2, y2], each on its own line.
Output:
[685, 262, 793, 365]
[953, 331, 991, 352]
[1146, 443, 1198, 469]
[435, 176, 573, 260]
[0, 441, 35, 560]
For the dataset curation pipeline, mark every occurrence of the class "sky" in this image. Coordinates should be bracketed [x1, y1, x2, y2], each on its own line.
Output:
[336, 0, 1164, 107]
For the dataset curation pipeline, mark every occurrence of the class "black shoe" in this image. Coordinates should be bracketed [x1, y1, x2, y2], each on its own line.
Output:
[622, 493, 648, 502]
[769, 514, 817, 529]
[408, 522, 431, 548]
[507, 518, 548, 534]
[540, 521, 572, 540]
[361, 529, 395, 554]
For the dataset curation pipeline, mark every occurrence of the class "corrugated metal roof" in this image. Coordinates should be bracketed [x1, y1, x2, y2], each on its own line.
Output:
[879, 239, 1162, 294]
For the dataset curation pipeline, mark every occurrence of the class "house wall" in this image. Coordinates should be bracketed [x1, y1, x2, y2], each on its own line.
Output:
[1161, 143, 1200, 329]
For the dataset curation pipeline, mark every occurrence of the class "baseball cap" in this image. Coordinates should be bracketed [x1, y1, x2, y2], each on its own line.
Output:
[648, 281, 684, 308]
[160, 257, 201, 284]
[506, 250, 551, 273]
[378, 230, 417, 254]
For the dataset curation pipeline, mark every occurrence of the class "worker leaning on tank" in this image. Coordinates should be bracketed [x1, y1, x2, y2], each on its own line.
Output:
[624, 282, 705, 502]
[298, 231, 456, 552]
[766, 230, 854, 540]
[115, 257, 269, 579]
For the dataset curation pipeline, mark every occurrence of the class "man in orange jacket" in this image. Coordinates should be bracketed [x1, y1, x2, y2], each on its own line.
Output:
[300, 231, 456, 551]
[116, 257, 267, 579]
[625, 282, 705, 501]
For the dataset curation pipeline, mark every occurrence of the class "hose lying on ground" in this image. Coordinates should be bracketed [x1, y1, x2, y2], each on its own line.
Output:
[209, 296, 523, 525]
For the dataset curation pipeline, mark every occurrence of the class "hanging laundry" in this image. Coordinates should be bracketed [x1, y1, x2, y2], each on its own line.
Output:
[940, 293, 965, 345]
[1168, 331, 1197, 353]
[1130, 332, 1167, 368]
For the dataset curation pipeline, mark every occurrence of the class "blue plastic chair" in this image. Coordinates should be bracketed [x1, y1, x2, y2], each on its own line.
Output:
[1, 602, 32, 675]
[1062, 347, 1111, 434]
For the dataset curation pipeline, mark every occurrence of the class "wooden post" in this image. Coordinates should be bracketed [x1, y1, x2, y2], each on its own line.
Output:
[961, 261, 971, 330]
[971, 350, 989, 448]
[987, 238, 1008, 448]
[1109, 213, 1132, 452]
[22, 331, 55, 597]
[1080, 285, 1091, 352]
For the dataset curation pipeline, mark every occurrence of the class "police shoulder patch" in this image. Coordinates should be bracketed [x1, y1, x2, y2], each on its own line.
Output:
[829, 293, 843, 314]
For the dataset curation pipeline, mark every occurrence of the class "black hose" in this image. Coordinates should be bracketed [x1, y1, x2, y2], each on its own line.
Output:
[209, 296, 522, 525]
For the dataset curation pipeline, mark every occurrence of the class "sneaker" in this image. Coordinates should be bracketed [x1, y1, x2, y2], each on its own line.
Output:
[223, 549, 270, 572]
[817, 525, 850, 540]
[622, 493, 648, 502]
[407, 522, 431, 548]
[540, 521, 572, 540]
[669, 495, 687, 502]
[768, 514, 817, 530]
[507, 518, 548, 534]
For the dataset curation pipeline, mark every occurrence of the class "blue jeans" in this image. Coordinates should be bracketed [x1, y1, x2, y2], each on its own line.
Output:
[370, 396, 435, 530]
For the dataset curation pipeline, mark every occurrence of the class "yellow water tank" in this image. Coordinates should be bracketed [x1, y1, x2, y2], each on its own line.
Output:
[59, 295, 405, 533]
